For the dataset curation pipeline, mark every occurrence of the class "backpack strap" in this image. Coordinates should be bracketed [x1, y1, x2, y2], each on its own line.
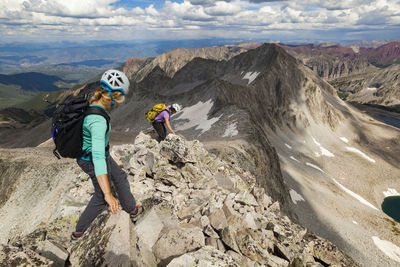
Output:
[82, 106, 111, 160]
[85, 106, 110, 134]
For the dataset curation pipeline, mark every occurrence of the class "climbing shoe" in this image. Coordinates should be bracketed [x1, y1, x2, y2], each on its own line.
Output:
[70, 231, 84, 243]
[130, 205, 144, 223]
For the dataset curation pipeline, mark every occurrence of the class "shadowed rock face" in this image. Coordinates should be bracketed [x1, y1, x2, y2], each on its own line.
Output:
[0, 158, 27, 208]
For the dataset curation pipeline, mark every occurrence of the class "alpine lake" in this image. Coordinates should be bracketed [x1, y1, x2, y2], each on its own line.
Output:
[382, 196, 400, 222]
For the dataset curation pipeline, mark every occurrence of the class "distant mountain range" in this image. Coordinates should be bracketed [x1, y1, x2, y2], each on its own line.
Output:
[278, 42, 400, 108]
[0, 72, 73, 120]
[279, 41, 400, 79]
[359, 42, 400, 67]
[0, 72, 71, 92]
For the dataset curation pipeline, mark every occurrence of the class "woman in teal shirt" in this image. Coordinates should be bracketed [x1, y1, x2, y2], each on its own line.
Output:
[72, 70, 142, 240]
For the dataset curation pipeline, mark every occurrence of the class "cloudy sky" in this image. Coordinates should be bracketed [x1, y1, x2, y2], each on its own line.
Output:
[1, 0, 399, 43]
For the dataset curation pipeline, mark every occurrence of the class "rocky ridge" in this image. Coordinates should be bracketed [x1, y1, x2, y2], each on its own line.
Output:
[123, 45, 251, 83]
[1, 133, 357, 266]
[359, 42, 400, 67]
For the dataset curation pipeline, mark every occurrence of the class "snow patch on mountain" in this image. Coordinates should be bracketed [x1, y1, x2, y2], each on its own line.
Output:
[372, 236, 400, 263]
[340, 137, 349, 143]
[332, 178, 378, 211]
[242, 71, 260, 84]
[285, 143, 292, 149]
[306, 162, 325, 173]
[312, 137, 335, 157]
[222, 122, 238, 137]
[290, 156, 299, 162]
[383, 188, 400, 197]
[175, 99, 221, 135]
[346, 147, 376, 163]
[289, 189, 305, 204]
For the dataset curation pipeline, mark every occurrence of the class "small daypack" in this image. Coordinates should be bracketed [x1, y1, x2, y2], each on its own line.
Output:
[145, 103, 167, 122]
[51, 94, 110, 159]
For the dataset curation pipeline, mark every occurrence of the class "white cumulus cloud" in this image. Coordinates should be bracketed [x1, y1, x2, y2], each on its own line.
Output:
[0, 0, 399, 42]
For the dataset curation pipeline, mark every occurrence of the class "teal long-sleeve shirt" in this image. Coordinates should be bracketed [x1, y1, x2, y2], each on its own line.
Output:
[81, 105, 110, 176]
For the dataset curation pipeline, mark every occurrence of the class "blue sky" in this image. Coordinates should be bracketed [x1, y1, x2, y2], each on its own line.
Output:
[0, 0, 399, 44]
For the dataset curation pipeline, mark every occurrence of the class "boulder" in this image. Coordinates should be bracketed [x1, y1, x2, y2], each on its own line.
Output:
[0, 244, 53, 266]
[144, 151, 155, 177]
[8, 215, 77, 255]
[235, 229, 270, 264]
[166, 246, 236, 267]
[154, 165, 183, 187]
[205, 237, 219, 249]
[222, 200, 242, 227]
[69, 211, 131, 267]
[200, 215, 210, 228]
[178, 203, 203, 220]
[39, 240, 69, 267]
[131, 202, 177, 267]
[226, 250, 257, 267]
[153, 224, 205, 265]
[268, 254, 290, 267]
[242, 212, 258, 230]
[234, 190, 259, 206]
[220, 226, 240, 253]
[306, 232, 358, 267]
[209, 208, 228, 231]
[160, 135, 197, 164]
[203, 225, 220, 238]
[213, 173, 236, 192]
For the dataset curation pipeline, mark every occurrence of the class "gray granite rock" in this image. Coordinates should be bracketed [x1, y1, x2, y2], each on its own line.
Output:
[0, 244, 53, 266]
[166, 246, 236, 267]
[153, 224, 205, 265]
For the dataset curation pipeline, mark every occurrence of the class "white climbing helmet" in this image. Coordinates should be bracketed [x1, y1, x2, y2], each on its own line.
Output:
[100, 69, 130, 95]
[171, 103, 182, 113]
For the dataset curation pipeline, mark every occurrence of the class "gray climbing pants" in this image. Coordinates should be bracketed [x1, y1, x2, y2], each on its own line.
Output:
[75, 155, 136, 232]
[152, 121, 167, 142]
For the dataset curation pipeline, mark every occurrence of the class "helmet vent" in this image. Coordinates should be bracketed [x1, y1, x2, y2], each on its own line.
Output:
[101, 69, 130, 95]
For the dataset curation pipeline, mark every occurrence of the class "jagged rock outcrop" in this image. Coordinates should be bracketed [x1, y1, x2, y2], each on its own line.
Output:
[122, 57, 153, 82]
[359, 41, 400, 67]
[304, 56, 372, 80]
[0, 244, 53, 266]
[5, 133, 358, 266]
[330, 64, 400, 106]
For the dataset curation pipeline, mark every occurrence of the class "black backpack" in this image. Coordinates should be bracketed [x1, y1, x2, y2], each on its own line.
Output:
[51, 94, 110, 159]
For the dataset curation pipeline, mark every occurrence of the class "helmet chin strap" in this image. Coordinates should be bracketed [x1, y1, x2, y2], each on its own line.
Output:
[101, 84, 116, 105]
